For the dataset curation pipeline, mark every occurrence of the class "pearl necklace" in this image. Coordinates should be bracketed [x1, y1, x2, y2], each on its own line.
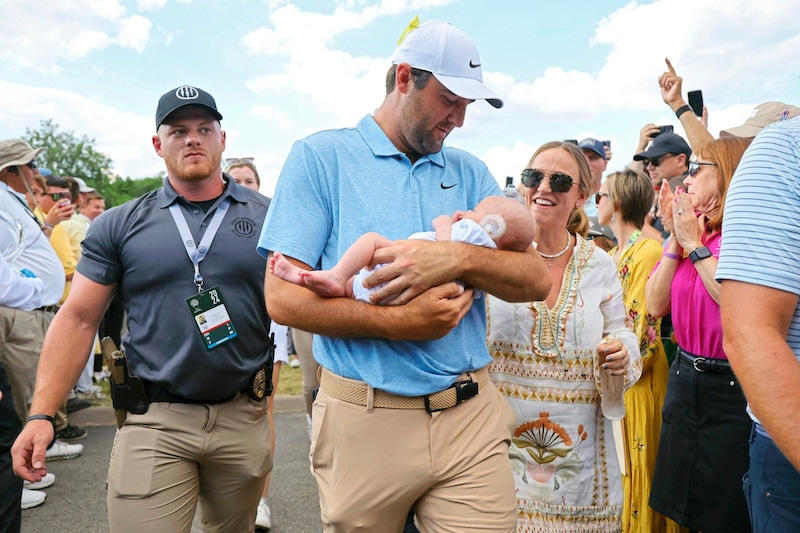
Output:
[538, 230, 572, 268]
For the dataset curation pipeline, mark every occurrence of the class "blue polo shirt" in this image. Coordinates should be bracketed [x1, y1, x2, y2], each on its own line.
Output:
[79, 177, 272, 400]
[717, 116, 800, 423]
[258, 114, 501, 396]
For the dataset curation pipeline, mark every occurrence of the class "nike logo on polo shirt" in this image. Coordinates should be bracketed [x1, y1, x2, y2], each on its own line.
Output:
[469, 60, 481, 68]
[440, 182, 457, 189]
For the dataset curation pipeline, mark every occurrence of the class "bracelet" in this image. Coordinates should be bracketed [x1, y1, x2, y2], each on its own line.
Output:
[663, 251, 680, 260]
[675, 105, 693, 119]
[27, 414, 55, 424]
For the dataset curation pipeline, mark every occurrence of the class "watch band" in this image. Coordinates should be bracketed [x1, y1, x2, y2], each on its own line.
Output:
[689, 246, 712, 264]
[675, 104, 693, 119]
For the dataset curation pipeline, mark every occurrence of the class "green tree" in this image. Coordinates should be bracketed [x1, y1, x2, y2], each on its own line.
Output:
[103, 176, 165, 207]
[22, 119, 165, 207]
[23, 119, 114, 191]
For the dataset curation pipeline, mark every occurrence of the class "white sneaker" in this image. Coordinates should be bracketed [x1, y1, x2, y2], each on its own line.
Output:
[23, 473, 55, 490]
[21, 488, 46, 510]
[45, 439, 83, 461]
[289, 356, 300, 368]
[255, 498, 272, 530]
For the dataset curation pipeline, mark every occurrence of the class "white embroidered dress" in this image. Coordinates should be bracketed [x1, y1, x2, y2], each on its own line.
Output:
[487, 235, 642, 533]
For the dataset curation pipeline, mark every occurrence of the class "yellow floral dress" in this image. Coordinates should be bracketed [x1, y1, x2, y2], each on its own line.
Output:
[610, 236, 681, 533]
[487, 235, 642, 533]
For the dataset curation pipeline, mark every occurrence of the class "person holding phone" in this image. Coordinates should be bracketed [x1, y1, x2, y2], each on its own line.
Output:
[657, 58, 715, 151]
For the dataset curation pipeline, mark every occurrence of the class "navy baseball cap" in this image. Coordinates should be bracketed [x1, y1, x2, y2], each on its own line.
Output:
[578, 138, 606, 160]
[155, 85, 222, 129]
[633, 133, 691, 161]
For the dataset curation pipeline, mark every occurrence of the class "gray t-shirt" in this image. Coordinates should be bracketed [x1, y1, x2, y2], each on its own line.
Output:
[78, 177, 271, 400]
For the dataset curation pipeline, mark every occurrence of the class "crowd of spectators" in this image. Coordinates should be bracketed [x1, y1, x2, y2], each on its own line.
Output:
[2, 21, 800, 533]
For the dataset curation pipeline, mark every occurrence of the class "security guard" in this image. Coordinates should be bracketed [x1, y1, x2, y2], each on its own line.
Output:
[12, 86, 273, 532]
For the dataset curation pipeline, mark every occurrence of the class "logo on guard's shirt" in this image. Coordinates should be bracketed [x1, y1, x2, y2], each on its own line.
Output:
[440, 181, 457, 189]
[175, 86, 200, 100]
[232, 217, 256, 238]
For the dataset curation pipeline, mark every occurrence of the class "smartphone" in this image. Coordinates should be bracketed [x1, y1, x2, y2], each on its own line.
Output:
[688, 90, 703, 117]
[652, 125, 674, 138]
[602, 140, 611, 152]
[563, 139, 578, 145]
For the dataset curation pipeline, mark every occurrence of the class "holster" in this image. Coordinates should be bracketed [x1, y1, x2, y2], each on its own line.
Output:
[245, 332, 275, 401]
[100, 337, 149, 428]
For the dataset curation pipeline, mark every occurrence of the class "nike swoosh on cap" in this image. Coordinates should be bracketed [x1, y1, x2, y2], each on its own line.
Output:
[469, 60, 481, 68]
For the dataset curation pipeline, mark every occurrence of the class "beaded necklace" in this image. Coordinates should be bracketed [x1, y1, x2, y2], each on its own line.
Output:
[538, 229, 572, 268]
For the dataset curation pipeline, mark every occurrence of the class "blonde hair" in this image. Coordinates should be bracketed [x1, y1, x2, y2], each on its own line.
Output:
[604, 169, 654, 228]
[527, 141, 592, 237]
[224, 161, 260, 187]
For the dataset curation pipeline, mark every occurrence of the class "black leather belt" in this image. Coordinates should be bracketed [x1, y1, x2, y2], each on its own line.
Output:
[677, 347, 734, 375]
[35, 305, 60, 313]
[142, 382, 237, 405]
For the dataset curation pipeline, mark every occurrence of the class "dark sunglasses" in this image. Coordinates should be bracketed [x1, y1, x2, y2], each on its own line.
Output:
[26, 161, 38, 170]
[645, 153, 676, 167]
[595, 192, 609, 205]
[225, 157, 254, 166]
[520, 169, 576, 193]
[688, 161, 717, 177]
[48, 192, 72, 201]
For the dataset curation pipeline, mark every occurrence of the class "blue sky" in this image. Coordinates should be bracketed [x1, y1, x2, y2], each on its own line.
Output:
[2, 0, 799, 196]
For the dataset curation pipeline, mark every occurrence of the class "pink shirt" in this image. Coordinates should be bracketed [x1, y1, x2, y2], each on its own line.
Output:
[669, 231, 725, 359]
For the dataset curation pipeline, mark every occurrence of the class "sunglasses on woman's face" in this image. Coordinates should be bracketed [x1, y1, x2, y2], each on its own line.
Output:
[520, 168, 576, 193]
[225, 157, 254, 166]
[595, 192, 609, 205]
[688, 161, 717, 177]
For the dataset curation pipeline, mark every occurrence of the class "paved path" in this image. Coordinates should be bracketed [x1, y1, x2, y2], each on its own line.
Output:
[20, 396, 322, 533]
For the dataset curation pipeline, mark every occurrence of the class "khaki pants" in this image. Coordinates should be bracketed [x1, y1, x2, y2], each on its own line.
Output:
[107, 393, 271, 533]
[311, 371, 518, 533]
[0, 307, 53, 423]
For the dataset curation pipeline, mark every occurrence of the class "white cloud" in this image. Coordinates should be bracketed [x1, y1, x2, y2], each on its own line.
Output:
[241, 0, 458, 124]
[250, 106, 296, 130]
[137, 0, 167, 9]
[0, 81, 161, 179]
[0, 1, 153, 72]
[503, 0, 800, 116]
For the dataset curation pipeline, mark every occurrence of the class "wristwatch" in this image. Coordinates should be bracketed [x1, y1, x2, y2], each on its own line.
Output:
[689, 246, 712, 264]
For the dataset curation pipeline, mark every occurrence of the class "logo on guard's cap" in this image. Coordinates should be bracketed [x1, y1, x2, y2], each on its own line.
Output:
[175, 86, 200, 100]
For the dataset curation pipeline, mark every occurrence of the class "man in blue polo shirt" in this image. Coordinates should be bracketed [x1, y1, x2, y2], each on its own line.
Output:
[259, 18, 550, 533]
[12, 86, 273, 532]
[718, 115, 800, 532]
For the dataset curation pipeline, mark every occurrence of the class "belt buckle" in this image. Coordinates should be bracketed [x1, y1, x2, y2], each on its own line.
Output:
[424, 379, 479, 414]
[692, 356, 707, 373]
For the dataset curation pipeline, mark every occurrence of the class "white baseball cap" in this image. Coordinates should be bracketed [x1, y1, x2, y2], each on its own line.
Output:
[391, 20, 503, 109]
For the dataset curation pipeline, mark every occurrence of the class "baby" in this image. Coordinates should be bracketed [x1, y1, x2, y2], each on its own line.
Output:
[269, 196, 536, 303]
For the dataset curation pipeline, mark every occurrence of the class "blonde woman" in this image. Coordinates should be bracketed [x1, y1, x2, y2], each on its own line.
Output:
[487, 141, 642, 532]
[597, 169, 669, 533]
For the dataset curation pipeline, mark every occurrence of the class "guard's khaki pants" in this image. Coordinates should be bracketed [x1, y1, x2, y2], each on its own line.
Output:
[311, 372, 518, 533]
[107, 393, 271, 533]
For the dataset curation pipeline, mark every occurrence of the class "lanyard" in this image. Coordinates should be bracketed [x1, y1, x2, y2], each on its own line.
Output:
[168, 197, 231, 292]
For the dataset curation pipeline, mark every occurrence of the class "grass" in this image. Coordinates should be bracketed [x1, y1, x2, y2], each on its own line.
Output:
[93, 357, 304, 407]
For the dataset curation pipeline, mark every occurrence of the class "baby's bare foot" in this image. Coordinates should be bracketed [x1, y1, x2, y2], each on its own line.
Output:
[271, 252, 306, 285]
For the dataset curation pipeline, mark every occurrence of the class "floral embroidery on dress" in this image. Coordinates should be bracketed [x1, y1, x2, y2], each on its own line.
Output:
[511, 412, 589, 491]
